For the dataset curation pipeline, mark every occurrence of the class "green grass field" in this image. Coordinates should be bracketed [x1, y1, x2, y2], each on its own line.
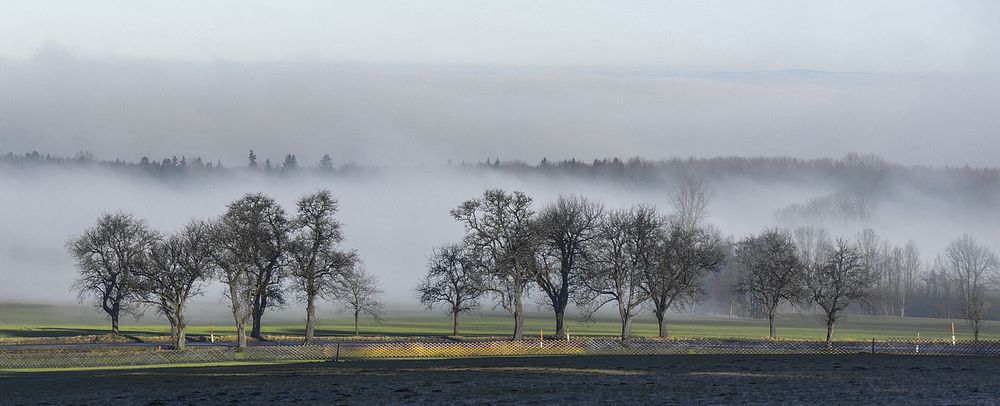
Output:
[0, 302, 995, 341]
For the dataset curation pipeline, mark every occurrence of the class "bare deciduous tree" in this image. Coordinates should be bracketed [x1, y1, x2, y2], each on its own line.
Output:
[806, 238, 876, 345]
[894, 241, 921, 317]
[647, 222, 726, 337]
[288, 190, 358, 344]
[451, 189, 535, 340]
[335, 265, 384, 336]
[735, 229, 804, 339]
[417, 243, 483, 336]
[210, 193, 289, 347]
[669, 178, 711, 230]
[68, 212, 157, 334]
[938, 235, 999, 341]
[530, 195, 603, 339]
[579, 206, 660, 339]
[137, 221, 213, 349]
[645, 180, 725, 338]
[855, 228, 896, 317]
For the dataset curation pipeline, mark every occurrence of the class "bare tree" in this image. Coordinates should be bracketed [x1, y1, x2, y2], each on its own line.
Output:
[417, 243, 483, 336]
[210, 193, 289, 347]
[669, 178, 711, 230]
[288, 190, 358, 344]
[805, 238, 876, 345]
[335, 265, 384, 336]
[938, 235, 999, 341]
[136, 221, 213, 349]
[68, 213, 157, 334]
[451, 189, 535, 340]
[735, 229, 804, 339]
[645, 180, 725, 338]
[856, 228, 894, 316]
[530, 195, 603, 339]
[646, 221, 726, 337]
[578, 206, 659, 339]
[894, 241, 921, 317]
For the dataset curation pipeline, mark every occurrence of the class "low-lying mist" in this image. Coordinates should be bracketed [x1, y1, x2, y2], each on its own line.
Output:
[1, 158, 996, 318]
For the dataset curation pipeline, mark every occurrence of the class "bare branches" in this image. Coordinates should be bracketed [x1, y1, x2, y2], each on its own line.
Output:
[735, 229, 804, 339]
[938, 235, 999, 341]
[67, 212, 158, 334]
[136, 221, 213, 349]
[576, 207, 660, 339]
[530, 195, 604, 339]
[287, 190, 357, 343]
[451, 189, 535, 340]
[209, 193, 290, 347]
[646, 221, 726, 337]
[804, 238, 875, 345]
[417, 243, 483, 336]
[335, 265, 384, 336]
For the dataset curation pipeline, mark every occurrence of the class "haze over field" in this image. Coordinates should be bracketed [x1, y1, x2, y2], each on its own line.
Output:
[1, 1, 998, 318]
[1, 159, 997, 310]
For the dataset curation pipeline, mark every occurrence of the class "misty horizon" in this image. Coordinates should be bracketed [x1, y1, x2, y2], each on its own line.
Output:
[3, 54, 999, 167]
[3, 153, 997, 316]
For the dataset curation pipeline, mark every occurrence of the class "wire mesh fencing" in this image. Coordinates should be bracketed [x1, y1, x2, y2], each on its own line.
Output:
[3, 338, 1000, 369]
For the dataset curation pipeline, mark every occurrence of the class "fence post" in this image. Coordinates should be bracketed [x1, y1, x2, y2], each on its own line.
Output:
[951, 322, 956, 346]
[335, 343, 340, 362]
[871, 338, 875, 354]
[540, 330, 544, 349]
[916, 332, 920, 354]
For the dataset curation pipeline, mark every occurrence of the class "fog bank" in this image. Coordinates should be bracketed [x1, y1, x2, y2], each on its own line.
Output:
[1, 162, 996, 309]
[3, 56, 999, 167]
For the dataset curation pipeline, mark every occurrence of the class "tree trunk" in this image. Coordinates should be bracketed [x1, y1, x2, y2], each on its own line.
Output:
[354, 309, 360, 336]
[176, 312, 187, 351]
[554, 310, 566, 340]
[305, 293, 317, 344]
[512, 294, 524, 341]
[452, 311, 460, 336]
[236, 321, 247, 349]
[621, 317, 632, 340]
[250, 309, 264, 340]
[111, 312, 121, 335]
[768, 308, 777, 339]
[656, 310, 668, 338]
[228, 283, 247, 349]
[825, 319, 835, 346]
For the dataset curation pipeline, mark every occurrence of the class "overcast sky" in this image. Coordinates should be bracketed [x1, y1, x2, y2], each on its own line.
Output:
[3, 0, 998, 72]
[2, 1, 999, 166]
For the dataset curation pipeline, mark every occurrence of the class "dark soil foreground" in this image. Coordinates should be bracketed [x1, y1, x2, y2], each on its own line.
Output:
[2, 354, 999, 405]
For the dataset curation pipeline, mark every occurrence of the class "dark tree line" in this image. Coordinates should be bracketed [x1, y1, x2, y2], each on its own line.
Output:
[8, 151, 1000, 211]
[68, 190, 380, 349]
[2, 150, 356, 179]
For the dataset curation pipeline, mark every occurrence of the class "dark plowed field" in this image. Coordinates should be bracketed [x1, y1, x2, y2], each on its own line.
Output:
[2, 354, 997, 404]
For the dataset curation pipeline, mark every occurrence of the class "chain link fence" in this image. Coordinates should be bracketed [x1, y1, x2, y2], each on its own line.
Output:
[3, 338, 1000, 369]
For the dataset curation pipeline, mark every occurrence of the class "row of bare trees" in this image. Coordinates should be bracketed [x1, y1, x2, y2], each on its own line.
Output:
[733, 227, 999, 343]
[419, 185, 1000, 342]
[69, 187, 999, 344]
[417, 181, 727, 340]
[68, 190, 383, 349]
